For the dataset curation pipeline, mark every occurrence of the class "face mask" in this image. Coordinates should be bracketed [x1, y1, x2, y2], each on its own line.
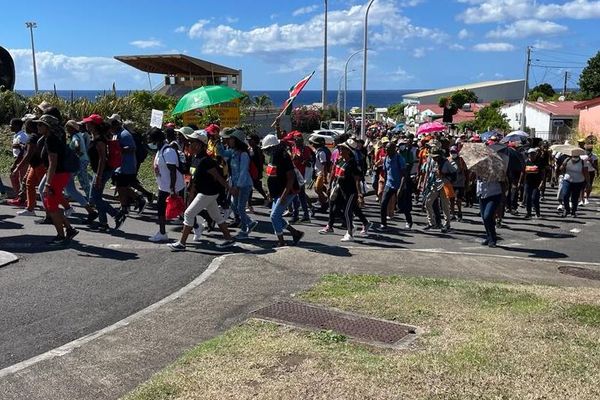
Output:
[147, 143, 158, 151]
[399, 145, 406, 151]
[451, 153, 458, 159]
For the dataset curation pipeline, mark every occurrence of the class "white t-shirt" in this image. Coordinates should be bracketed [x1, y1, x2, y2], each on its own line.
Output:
[154, 144, 185, 193]
[314, 148, 329, 176]
[12, 130, 29, 158]
[582, 153, 598, 173]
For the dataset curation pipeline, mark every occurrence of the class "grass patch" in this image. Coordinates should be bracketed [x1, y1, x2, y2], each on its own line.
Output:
[120, 275, 600, 399]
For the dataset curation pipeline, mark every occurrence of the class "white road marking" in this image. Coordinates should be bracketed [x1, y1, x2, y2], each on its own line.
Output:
[570, 228, 582, 233]
[0, 253, 230, 378]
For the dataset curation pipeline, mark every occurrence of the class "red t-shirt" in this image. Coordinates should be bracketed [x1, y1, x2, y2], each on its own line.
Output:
[292, 145, 313, 175]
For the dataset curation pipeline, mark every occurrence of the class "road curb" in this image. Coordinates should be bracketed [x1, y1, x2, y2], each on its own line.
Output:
[0, 251, 18, 267]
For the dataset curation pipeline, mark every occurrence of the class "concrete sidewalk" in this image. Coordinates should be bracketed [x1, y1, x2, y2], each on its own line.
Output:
[1, 247, 599, 400]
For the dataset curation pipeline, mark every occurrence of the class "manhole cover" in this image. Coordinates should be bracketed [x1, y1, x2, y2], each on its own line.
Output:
[251, 301, 418, 348]
[558, 266, 600, 281]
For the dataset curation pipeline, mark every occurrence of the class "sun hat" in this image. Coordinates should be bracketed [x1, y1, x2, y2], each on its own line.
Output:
[339, 138, 358, 151]
[175, 126, 194, 136]
[309, 136, 326, 145]
[82, 114, 103, 125]
[33, 114, 60, 127]
[220, 127, 235, 138]
[107, 113, 122, 123]
[230, 129, 248, 144]
[37, 101, 52, 113]
[527, 148, 538, 154]
[65, 120, 80, 131]
[185, 130, 209, 144]
[261, 134, 280, 149]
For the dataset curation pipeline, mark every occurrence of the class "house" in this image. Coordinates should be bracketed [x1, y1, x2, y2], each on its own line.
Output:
[404, 103, 485, 124]
[575, 97, 600, 138]
[501, 101, 582, 142]
[403, 80, 525, 104]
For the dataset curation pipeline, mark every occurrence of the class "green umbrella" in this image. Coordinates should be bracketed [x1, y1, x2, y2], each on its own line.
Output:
[172, 85, 245, 115]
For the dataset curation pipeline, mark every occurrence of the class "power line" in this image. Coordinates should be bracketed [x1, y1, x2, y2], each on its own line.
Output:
[530, 64, 585, 69]
[532, 48, 595, 58]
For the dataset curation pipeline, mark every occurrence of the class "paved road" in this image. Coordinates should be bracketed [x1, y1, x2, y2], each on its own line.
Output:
[0, 186, 599, 370]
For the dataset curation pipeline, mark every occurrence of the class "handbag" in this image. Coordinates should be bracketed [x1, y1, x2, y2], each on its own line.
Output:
[329, 180, 340, 202]
[165, 194, 185, 220]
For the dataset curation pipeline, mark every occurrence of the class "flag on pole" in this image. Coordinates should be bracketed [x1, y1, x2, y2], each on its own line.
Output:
[275, 71, 315, 120]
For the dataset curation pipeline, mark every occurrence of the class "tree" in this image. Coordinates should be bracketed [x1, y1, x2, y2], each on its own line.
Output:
[471, 101, 511, 132]
[530, 83, 555, 98]
[252, 94, 274, 109]
[388, 102, 407, 121]
[580, 51, 600, 99]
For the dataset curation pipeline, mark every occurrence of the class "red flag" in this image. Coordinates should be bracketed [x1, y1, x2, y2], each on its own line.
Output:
[276, 71, 315, 119]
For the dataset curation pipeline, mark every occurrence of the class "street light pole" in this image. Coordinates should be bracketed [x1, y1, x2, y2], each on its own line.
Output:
[344, 50, 366, 125]
[360, 0, 375, 140]
[25, 21, 39, 93]
[337, 75, 344, 121]
[322, 0, 328, 109]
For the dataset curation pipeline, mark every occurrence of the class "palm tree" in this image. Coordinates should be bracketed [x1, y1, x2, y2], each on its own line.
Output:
[252, 94, 273, 110]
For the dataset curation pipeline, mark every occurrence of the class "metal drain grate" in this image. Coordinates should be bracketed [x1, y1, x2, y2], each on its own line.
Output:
[251, 301, 416, 346]
[558, 266, 600, 281]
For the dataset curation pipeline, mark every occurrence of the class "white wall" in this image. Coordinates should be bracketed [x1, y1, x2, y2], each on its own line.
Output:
[502, 101, 551, 138]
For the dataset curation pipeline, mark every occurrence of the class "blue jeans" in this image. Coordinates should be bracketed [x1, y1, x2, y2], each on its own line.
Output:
[76, 159, 92, 201]
[64, 175, 89, 207]
[232, 185, 254, 231]
[561, 180, 585, 215]
[292, 187, 310, 219]
[480, 194, 501, 244]
[524, 183, 540, 216]
[270, 194, 297, 235]
[91, 170, 117, 224]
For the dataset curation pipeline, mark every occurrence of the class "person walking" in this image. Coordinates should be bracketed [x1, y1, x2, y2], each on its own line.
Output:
[261, 134, 304, 247]
[520, 148, 544, 218]
[36, 115, 79, 246]
[477, 177, 504, 248]
[560, 153, 588, 217]
[168, 131, 235, 251]
[8, 118, 29, 205]
[227, 129, 258, 239]
[378, 142, 406, 231]
[422, 148, 452, 232]
[14, 119, 45, 216]
[85, 114, 119, 231]
[449, 146, 467, 221]
[582, 144, 598, 205]
[247, 134, 268, 208]
[148, 127, 185, 242]
[310, 136, 332, 212]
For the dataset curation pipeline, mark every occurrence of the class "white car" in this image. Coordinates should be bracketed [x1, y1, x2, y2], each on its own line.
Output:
[309, 130, 339, 147]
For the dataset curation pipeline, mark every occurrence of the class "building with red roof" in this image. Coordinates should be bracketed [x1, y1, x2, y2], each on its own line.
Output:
[575, 97, 600, 138]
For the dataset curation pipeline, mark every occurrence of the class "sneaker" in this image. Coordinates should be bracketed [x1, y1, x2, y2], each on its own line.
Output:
[168, 241, 186, 251]
[47, 236, 67, 246]
[146, 193, 155, 204]
[114, 212, 127, 230]
[557, 205, 564, 211]
[584, 198, 590, 205]
[235, 231, 249, 240]
[481, 239, 490, 246]
[376, 224, 389, 232]
[423, 224, 436, 231]
[319, 226, 334, 235]
[66, 228, 79, 241]
[488, 241, 497, 248]
[247, 220, 259, 235]
[441, 225, 451, 233]
[98, 223, 110, 232]
[16, 209, 37, 217]
[136, 197, 147, 215]
[149, 232, 169, 242]
[35, 216, 53, 225]
[246, 206, 254, 213]
[64, 207, 74, 217]
[193, 226, 204, 242]
[341, 233, 354, 242]
[86, 210, 99, 224]
[405, 222, 413, 230]
[578, 201, 584, 207]
[216, 239, 236, 249]
[291, 230, 304, 245]
[357, 222, 372, 237]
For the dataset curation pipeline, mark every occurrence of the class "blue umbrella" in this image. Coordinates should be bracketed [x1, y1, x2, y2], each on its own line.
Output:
[501, 130, 528, 143]
[480, 131, 496, 141]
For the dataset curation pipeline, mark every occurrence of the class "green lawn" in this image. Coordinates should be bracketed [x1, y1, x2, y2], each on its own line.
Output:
[123, 274, 600, 400]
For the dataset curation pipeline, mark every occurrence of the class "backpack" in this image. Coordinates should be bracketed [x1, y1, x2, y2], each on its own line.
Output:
[106, 134, 122, 169]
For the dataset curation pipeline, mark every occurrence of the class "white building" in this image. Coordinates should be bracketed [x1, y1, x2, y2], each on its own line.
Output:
[403, 80, 525, 104]
[501, 101, 582, 141]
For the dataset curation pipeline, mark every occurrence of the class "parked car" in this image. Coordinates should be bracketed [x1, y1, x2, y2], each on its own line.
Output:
[308, 130, 339, 147]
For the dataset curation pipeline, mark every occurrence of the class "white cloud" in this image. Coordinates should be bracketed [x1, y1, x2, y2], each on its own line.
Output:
[391, 67, 414, 81]
[458, 0, 600, 24]
[450, 43, 466, 50]
[473, 42, 516, 51]
[458, 28, 470, 39]
[174, 26, 187, 33]
[413, 47, 427, 58]
[225, 16, 239, 24]
[8, 48, 146, 90]
[129, 39, 163, 49]
[292, 5, 319, 16]
[188, 0, 446, 56]
[532, 39, 563, 50]
[487, 20, 568, 38]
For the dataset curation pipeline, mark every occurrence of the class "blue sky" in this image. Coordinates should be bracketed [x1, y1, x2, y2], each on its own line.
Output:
[3, 0, 600, 91]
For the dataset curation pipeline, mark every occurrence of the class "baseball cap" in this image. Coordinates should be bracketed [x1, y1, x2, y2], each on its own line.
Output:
[205, 124, 220, 136]
[82, 114, 103, 125]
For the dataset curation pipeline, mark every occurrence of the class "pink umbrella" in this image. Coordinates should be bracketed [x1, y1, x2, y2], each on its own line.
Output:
[417, 121, 446, 135]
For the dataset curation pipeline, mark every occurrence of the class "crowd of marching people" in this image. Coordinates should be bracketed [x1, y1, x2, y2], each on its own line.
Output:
[2, 101, 598, 250]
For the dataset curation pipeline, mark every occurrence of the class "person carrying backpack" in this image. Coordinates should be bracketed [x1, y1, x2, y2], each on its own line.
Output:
[378, 142, 406, 231]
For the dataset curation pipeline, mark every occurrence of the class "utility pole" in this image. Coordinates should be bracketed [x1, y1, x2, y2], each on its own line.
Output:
[322, 0, 328, 109]
[25, 21, 39, 93]
[563, 71, 569, 97]
[360, 0, 376, 140]
[521, 45, 531, 132]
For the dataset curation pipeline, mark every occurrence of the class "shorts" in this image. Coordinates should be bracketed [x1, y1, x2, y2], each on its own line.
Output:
[43, 172, 71, 212]
[112, 172, 137, 188]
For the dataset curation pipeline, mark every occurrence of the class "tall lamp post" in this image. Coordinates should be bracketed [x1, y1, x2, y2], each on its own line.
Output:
[322, 0, 328, 109]
[25, 21, 39, 93]
[360, 0, 375, 140]
[343, 49, 367, 124]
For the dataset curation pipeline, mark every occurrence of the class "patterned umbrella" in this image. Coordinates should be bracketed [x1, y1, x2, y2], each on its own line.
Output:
[417, 121, 446, 134]
[460, 143, 507, 181]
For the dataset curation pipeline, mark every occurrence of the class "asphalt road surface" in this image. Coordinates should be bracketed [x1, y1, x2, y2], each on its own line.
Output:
[1, 186, 599, 370]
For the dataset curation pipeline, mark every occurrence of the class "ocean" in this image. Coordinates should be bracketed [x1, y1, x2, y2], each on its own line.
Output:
[16, 89, 421, 108]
